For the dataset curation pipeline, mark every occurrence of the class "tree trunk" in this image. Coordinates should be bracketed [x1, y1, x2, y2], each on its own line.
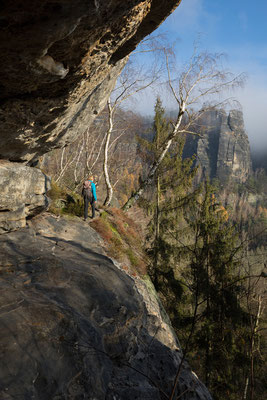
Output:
[103, 99, 113, 206]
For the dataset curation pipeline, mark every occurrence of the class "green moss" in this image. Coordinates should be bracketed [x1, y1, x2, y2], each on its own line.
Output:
[62, 193, 83, 217]
[125, 248, 139, 267]
[110, 223, 119, 235]
[100, 211, 109, 220]
[111, 235, 123, 246]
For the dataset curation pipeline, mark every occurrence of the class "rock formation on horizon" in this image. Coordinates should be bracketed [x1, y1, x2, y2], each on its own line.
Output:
[183, 109, 252, 185]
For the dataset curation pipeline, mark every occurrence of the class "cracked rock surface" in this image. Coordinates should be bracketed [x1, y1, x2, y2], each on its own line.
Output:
[0, 214, 212, 400]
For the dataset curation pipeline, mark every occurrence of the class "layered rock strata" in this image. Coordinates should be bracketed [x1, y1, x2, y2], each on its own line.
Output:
[0, 161, 50, 233]
[0, 0, 181, 232]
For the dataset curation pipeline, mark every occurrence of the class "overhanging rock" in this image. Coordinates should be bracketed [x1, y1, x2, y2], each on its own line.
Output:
[0, 0, 181, 163]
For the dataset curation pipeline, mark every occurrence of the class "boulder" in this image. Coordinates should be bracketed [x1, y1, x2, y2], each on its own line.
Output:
[0, 161, 50, 233]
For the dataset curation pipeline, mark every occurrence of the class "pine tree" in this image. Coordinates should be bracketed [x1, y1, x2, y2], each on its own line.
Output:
[141, 99, 251, 399]
[140, 98, 197, 298]
[183, 183, 250, 398]
[151, 180, 251, 400]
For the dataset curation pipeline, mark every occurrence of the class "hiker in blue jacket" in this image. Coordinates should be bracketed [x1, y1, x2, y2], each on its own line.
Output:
[82, 175, 97, 220]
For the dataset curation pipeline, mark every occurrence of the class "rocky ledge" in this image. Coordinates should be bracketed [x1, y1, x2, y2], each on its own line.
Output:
[0, 214, 212, 400]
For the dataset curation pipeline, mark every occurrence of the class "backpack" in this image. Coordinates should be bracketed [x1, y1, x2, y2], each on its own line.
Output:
[83, 180, 93, 202]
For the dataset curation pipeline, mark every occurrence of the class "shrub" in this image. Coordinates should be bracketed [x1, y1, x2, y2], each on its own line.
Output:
[47, 180, 83, 217]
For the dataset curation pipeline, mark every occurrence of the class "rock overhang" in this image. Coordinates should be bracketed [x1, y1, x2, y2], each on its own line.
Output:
[0, 0, 181, 163]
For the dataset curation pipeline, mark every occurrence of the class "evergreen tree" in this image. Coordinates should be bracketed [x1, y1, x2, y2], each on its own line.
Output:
[182, 183, 250, 399]
[140, 99, 252, 399]
[140, 97, 197, 297]
[149, 179, 251, 400]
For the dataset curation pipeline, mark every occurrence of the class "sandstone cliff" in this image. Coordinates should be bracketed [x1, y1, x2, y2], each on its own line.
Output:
[0, 0, 181, 231]
[0, 161, 51, 233]
[183, 109, 252, 185]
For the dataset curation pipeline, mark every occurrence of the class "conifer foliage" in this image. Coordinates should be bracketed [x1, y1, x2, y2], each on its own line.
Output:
[150, 183, 252, 400]
[144, 100, 253, 400]
[181, 183, 250, 399]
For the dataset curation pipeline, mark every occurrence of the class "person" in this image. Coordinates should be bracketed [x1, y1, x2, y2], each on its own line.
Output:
[82, 175, 97, 220]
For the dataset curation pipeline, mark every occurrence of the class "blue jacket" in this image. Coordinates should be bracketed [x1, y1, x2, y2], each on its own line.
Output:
[88, 180, 97, 201]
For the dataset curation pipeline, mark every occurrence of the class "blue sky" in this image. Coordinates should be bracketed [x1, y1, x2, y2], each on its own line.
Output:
[132, 0, 267, 151]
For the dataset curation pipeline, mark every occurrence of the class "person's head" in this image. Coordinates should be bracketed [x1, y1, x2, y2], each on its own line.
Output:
[89, 175, 93, 181]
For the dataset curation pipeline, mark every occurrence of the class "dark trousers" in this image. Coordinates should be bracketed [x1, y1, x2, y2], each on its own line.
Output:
[84, 197, 95, 219]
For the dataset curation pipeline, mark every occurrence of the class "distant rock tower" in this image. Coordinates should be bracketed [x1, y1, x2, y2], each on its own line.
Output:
[183, 109, 252, 184]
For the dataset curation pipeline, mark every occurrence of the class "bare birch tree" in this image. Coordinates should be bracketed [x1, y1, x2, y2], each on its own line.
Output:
[122, 49, 245, 211]
[45, 119, 107, 190]
[103, 62, 160, 206]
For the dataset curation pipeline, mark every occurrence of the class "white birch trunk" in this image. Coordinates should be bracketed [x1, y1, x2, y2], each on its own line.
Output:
[103, 98, 114, 206]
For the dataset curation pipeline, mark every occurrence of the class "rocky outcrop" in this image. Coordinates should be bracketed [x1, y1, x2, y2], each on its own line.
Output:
[0, 0, 181, 163]
[184, 109, 252, 184]
[0, 214, 212, 400]
[0, 161, 50, 233]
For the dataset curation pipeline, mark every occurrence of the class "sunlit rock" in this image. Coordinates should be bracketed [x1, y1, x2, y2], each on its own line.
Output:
[0, 161, 50, 233]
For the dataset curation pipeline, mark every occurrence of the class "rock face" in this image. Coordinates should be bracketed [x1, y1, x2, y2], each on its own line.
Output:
[0, 214, 212, 400]
[184, 109, 252, 184]
[0, 161, 50, 233]
[0, 0, 181, 163]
